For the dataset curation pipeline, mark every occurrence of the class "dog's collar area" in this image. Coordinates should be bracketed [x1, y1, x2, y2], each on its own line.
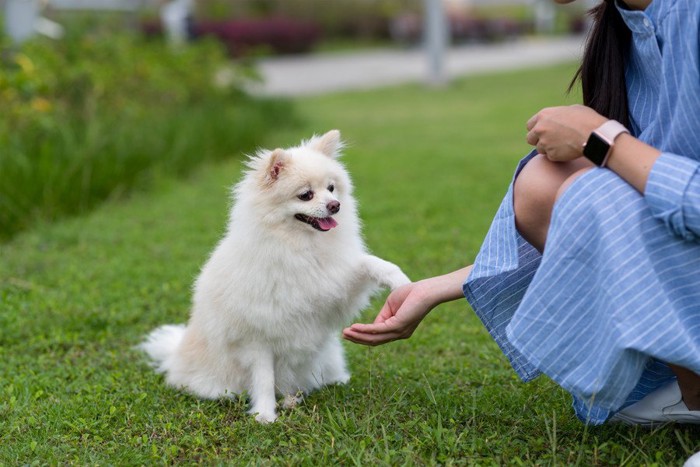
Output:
[294, 214, 338, 231]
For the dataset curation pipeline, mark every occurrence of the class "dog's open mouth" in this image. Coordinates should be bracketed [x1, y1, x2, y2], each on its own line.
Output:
[295, 214, 338, 232]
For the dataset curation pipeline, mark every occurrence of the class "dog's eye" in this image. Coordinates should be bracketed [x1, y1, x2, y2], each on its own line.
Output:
[328, 184, 335, 193]
[297, 191, 314, 201]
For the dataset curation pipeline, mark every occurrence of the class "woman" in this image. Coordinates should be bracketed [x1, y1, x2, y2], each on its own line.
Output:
[343, 0, 700, 426]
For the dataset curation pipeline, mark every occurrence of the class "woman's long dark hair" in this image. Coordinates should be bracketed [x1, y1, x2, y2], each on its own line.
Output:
[570, 0, 632, 128]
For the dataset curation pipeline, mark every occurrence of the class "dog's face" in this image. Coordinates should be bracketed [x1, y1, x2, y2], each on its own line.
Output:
[287, 164, 341, 232]
[238, 130, 355, 234]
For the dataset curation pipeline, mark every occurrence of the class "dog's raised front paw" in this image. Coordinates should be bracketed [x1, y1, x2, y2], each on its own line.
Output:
[364, 255, 411, 290]
[386, 270, 411, 290]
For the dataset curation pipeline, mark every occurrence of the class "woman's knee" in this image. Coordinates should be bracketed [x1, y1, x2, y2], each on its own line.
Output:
[513, 155, 593, 250]
[515, 155, 556, 211]
[555, 166, 594, 202]
[514, 156, 560, 223]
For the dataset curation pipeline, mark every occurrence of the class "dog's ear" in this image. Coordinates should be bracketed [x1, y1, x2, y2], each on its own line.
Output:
[265, 148, 288, 184]
[310, 130, 343, 158]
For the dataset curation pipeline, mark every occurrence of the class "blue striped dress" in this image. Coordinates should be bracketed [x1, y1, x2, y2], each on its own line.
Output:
[463, 0, 700, 425]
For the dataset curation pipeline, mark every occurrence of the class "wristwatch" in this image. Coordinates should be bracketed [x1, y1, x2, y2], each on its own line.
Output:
[582, 120, 630, 167]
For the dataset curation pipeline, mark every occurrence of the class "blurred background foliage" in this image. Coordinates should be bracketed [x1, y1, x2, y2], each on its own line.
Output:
[194, 0, 420, 43]
[0, 18, 294, 241]
[0, 0, 586, 241]
[138, 0, 586, 56]
[188, 0, 586, 51]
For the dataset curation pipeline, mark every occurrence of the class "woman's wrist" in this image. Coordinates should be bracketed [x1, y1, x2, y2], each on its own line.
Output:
[415, 265, 473, 309]
[604, 133, 661, 193]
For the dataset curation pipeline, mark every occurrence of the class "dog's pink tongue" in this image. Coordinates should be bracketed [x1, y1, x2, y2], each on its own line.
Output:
[318, 217, 338, 231]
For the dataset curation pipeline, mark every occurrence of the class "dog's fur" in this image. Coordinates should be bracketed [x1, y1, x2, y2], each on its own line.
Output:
[141, 130, 409, 422]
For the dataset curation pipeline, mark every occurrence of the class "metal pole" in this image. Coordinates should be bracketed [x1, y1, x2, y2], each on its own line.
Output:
[534, 0, 555, 35]
[161, 0, 193, 47]
[424, 0, 449, 87]
[4, 0, 40, 43]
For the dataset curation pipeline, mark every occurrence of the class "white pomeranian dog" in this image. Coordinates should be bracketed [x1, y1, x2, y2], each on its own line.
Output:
[141, 130, 409, 423]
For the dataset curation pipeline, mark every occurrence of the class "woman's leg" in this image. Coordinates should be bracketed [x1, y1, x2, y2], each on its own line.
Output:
[512, 154, 592, 252]
[513, 154, 700, 411]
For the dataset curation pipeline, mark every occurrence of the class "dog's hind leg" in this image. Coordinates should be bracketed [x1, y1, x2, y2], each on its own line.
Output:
[281, 392, 304, 410]
[246, 349, 278, 423]
[312, 336, 350, 386]
[274, 364, 306, 410]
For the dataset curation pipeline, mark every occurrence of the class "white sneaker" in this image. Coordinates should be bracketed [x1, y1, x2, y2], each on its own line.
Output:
[684, 452, 700, 467]
[609, 381, 700, 427]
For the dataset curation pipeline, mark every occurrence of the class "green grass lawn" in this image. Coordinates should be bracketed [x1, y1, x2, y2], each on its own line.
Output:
[1, 62, 698, 465]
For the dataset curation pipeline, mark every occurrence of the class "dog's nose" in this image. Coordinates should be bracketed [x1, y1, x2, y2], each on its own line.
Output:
[327, 200, 340, 215]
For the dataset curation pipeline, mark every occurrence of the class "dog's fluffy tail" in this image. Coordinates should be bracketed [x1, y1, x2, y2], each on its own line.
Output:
[140, 324, 186, 372]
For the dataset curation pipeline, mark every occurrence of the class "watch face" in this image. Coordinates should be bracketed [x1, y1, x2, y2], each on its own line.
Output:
[583, 132, 610, 166]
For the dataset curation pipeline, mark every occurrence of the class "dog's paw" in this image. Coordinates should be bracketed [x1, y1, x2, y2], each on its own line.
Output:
[322, 369, 350, 386]
[252, 411, 278, 424]
[282, 393, 304, 410]
[386, 269, 411, 290]
[380, 263, 410, 290]
[364, 256, 411, 290]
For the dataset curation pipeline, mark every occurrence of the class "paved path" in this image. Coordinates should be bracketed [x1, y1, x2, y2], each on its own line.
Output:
[248, 35, 585, 97]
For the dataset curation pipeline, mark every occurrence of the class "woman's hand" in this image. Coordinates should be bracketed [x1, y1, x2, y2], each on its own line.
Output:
[343, 266, 473, 346]
[527, 104, 661, 192]
[342, 282, 431, 346]
[526, 104, 608, 162]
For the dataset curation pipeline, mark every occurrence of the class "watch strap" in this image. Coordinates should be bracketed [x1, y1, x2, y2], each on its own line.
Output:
[584, 120, 630, 167]
[596, 120, 629, 144]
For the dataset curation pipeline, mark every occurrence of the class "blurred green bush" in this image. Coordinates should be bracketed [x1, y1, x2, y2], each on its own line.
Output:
[0, 33, 294, 241]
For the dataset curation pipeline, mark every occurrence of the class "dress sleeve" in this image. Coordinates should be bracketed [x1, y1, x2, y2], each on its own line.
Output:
[644, 153, 700, 241]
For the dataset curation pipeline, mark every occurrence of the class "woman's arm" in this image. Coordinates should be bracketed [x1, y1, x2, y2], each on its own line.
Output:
[526, 104, 661, 192]
[527, 104, 700, 241]
[603, 133, 660, 192]
[342, 265, 473, 346]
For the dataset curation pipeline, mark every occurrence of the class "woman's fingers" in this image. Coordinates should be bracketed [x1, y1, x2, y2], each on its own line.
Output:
[342, 326, 402, 346]
[526, 129, 539, 146]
